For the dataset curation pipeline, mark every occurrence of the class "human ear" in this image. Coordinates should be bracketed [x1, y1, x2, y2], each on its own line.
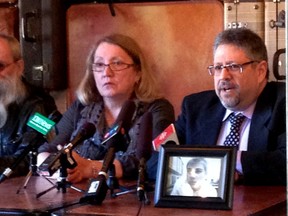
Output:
[14, 59, 24, 76]
[256, 60, 268, 82]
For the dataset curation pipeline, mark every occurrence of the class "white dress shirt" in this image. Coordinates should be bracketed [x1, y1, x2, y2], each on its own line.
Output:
[216, 102, 256, 174]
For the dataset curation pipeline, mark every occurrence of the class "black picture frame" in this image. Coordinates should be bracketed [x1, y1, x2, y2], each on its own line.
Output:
[154, 145, 236, 210]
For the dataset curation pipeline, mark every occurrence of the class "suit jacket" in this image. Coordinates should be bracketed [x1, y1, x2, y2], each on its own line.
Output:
[175, 81, 286, 185]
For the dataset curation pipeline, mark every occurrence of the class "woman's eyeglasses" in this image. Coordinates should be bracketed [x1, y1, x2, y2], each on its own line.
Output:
[92, 62, 134, 72]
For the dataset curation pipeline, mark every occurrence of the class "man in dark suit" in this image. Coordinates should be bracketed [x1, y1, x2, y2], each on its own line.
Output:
[175, 28, 286, 185]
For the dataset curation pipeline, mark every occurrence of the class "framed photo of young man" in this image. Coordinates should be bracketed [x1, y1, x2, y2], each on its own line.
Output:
[154, 145, 236, 210]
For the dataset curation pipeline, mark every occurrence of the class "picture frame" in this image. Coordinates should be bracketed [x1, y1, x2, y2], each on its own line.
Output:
[154, 145, 236, 210]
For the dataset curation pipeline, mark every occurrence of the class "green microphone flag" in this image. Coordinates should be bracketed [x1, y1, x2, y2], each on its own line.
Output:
[27, 112, 56, 135]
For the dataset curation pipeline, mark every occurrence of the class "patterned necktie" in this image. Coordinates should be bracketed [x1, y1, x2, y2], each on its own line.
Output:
[223, 113, 245, 148]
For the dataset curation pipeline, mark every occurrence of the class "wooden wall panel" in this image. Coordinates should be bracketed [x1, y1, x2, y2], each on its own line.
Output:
[0, 0, 18, 37]
[66, 1, 224, 116]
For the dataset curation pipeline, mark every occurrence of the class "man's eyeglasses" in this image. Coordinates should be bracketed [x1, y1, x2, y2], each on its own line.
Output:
[207, 60, 259, 76]
[0, 62, 15, 72]
[92, 62, 134, 72]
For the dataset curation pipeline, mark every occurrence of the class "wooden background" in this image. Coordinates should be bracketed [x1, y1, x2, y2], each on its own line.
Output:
[66, 1, 224, 116]
[0, 1, 285, 116]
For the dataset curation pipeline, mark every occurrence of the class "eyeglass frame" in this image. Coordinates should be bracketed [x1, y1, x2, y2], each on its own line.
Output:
[207, 60, 260, 76]
[92, 62, 135, 72]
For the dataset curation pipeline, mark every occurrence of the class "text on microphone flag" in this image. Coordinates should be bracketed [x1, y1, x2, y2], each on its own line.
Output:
[152, 123, 179, 151]
[27, 112, 56, 135]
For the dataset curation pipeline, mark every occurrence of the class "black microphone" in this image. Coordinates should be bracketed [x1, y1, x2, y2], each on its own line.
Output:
[100, 100, 136, 174]
[101, 100, 136, 149]
[47, 110, 63, 124]
[45, 110, 63, 142]
[0, 110, 62, 183]
[80, 100, 136, 204]
[39, 122, 96, 176]
[99, 100, 136, 175]
[62, 122, 96, 153]
[136, 112, 153, 202]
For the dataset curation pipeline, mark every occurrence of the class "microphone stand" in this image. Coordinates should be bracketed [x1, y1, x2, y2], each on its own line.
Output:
[104, 159, 150, 204]
[111, 183, 150, 205]
[109, 166, 137, 198]
[106, 164, 119, 197]
[16, 145, 39, 194]
[36, 152, 84, 199]
[137, 184, 151, 205]
[106, 164, 138, 198]
[107, 153, 151, 205]
[110, 172, 150, 205]
[136, 159, 151, 205]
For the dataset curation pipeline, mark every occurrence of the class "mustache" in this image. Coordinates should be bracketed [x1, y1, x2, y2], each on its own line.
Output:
[217, 80, 237, 90]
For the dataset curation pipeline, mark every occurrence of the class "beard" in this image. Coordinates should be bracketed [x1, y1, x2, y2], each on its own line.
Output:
[0, 73, 27, 128]
[0, 103, 7, 128]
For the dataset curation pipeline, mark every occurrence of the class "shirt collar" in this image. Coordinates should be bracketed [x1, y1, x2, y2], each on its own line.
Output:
[222, 101, 257, 121]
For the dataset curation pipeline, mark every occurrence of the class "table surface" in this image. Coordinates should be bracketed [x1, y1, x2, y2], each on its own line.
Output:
[0, 176, 286, 216]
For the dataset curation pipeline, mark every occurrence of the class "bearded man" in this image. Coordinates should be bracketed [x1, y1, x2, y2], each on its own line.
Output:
[0, 33, 57, 178]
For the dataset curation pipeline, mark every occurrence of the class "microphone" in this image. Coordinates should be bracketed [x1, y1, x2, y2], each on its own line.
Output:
[80, 100, 136, 204]
[39, 122, 96, 176]
[99, 100, 136, 176]
[0, 110, 62, 183]
[62, 122, 96, 153]
[101, 100, 136, 150]
[45, 111, 62, 143]
[152, 123, 179, 151]
[136, 112, 153, 202]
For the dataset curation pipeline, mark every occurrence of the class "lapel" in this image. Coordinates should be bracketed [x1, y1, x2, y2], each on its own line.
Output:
[196, 101, 225, 145]
[248, 86, 273, 151]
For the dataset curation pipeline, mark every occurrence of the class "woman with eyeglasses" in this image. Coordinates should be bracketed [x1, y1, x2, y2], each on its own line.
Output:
[38, 34, 175, 183]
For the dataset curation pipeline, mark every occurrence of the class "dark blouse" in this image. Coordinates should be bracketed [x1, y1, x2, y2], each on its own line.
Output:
[38, 98, 175, 179]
